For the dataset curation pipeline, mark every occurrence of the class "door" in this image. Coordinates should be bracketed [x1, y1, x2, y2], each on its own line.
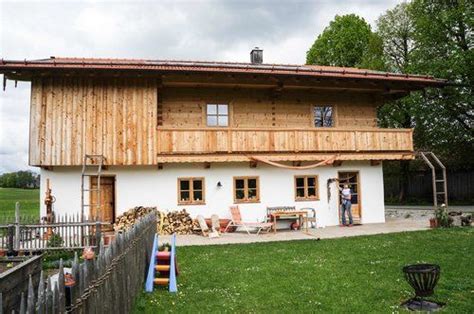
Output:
[90, 176, 115, 228]
[338, 172, 361, 222]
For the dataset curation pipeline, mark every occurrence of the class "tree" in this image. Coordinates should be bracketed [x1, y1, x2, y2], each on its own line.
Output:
[376, 2, 418, 202]
[376, 0, 474, 203]
[0, 171, 39, 188]
[409, 0, 474, 163]
[306, 14, 385, 70]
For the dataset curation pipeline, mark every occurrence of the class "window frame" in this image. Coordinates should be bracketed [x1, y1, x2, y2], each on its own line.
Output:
[177, 177, 205, 205]
[313, 105, 334, 127]
[206, 103, 229, 127]
[233, 176, 260, 203]
[294, 175, 319, 201]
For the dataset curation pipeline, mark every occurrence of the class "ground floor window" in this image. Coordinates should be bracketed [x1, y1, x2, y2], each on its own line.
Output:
[234, 176, 259, 203]
[294, 175, 319, 201]
[178, 177, 205, 205]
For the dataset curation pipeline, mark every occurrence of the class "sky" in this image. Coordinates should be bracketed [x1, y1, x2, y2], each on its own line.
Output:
[0, 0, 400, 173]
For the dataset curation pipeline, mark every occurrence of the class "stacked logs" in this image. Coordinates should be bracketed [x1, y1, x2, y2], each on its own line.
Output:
[114, 206, 156, 231]
[157, 209, 196, 235]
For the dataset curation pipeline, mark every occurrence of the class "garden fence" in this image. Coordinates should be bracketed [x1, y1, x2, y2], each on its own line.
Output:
[0, 203, 109, 252]
[1, 211, 156, 313]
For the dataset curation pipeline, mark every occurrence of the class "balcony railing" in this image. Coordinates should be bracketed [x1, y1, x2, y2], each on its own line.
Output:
[156, 128, 414, 154]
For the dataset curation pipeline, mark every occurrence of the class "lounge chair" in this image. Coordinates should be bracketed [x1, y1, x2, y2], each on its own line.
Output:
[224, 206, 273, 235]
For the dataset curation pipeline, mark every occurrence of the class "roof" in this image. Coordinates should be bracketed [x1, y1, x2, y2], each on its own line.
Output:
[0, 57, 447, 87]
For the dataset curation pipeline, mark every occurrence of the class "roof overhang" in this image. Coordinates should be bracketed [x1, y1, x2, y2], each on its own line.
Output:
[0, 57, 447, 98]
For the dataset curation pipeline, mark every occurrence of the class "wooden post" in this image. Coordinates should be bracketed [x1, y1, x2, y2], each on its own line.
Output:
[27, 275, 35, 314]
[95, 221, 102, 255]
[7, 225, 14, 255]
[15, 202, 20, 250]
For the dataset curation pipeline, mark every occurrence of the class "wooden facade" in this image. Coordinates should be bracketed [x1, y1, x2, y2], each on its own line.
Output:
[28, 76, 414, 167]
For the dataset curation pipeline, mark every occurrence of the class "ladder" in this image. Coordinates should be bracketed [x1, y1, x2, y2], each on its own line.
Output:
[145, 233, 178, 293]
[419, 152, 448, 207]
[80, 154, 105, 222]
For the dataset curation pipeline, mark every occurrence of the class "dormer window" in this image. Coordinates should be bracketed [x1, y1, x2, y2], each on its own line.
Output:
[207, 104, 228, 127]
[314, 106, 333, 127]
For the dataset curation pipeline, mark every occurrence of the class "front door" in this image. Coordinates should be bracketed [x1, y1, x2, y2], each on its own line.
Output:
[90, 176, 115, 228]
[338, 172, 361, 223]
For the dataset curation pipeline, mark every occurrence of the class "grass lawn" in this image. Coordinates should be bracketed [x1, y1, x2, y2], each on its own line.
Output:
[0, 188, 40, 222]
[133, 228, 473, 313]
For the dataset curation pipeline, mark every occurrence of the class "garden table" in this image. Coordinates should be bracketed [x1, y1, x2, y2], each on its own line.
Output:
[270, 211, 308, 234]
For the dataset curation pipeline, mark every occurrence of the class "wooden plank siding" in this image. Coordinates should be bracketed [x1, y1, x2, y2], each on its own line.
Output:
[29, 77, 158, 166]
[29, 77, 413, 166]
[156, 128, 413, 154]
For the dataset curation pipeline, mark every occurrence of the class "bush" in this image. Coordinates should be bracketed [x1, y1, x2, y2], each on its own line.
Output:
[435, 205, 452, 227]
[46, 233, 64, 248]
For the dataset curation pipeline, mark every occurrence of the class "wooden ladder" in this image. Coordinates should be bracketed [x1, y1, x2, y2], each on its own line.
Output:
[419, 152, 448, 207]
[80, 154, 105, 222]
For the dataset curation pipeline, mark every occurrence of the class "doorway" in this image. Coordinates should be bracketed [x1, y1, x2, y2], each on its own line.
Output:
[90, 176, 115, 228]
[337, 171, 361, 223]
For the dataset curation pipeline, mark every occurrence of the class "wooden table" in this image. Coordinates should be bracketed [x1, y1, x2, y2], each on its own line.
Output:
[270, 211, 308, 234]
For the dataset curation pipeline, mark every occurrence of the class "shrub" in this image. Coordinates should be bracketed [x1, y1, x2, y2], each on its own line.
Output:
[46, 233, 64, 248]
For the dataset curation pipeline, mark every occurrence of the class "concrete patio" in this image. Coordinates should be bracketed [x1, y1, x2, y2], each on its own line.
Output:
[159, 217, 430, 247]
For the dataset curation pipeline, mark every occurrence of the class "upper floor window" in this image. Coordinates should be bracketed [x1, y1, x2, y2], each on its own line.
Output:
[207, 104, 229, 127]
[234, 176, 259, 203]
[314, 106, 333, 127]
[178, 177, 205, 205]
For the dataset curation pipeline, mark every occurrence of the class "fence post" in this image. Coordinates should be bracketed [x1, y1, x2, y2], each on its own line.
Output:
[95, 221, 102, 255]
[15, 202, 20, 250]
[7, 224, 14, 255]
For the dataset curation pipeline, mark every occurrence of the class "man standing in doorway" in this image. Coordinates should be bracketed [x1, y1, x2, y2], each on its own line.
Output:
[338, 182, 353, 227]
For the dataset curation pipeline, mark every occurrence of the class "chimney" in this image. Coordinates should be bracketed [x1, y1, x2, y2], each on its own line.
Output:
[250, 47, 263, 64]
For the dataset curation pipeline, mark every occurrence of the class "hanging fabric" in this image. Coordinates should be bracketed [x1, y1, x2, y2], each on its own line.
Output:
[249, 155, 338, 170]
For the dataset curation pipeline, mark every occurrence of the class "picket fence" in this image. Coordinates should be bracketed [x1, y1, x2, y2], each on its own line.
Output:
[0, 203, 108, 252]
[1, 211, 156, 313]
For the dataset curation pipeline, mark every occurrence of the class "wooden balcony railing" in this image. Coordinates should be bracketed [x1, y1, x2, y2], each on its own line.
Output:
[156, 128, 414, 154]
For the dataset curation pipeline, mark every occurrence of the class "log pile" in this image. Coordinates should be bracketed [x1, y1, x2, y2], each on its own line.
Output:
[114, 206, 156, 231]
[157, 210, 196, 235]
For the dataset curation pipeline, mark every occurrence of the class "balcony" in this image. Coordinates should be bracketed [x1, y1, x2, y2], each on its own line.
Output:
[156, 128, 414, 155]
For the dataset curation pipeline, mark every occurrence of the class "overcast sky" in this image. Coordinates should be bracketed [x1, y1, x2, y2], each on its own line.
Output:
[0, 0, 399, 173]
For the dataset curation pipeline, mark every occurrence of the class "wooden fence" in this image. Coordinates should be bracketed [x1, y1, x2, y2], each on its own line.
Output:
[384, 169, 474, 203]
[0, 203, 109, 252]
[1, 211, 156, 313]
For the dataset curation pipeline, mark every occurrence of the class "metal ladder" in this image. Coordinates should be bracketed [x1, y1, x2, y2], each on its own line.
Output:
[81, 154, 105, 222]
[419, 152, 448, 207]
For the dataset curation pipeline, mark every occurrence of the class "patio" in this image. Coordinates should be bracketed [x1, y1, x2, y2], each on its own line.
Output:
[159, 217, 430, 246]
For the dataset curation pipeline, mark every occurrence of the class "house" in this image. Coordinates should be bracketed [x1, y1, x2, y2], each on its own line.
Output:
[0, 49, 446, 227]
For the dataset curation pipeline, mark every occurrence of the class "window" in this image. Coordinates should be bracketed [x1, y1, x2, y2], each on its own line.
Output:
[314, 106, 333, 127]
[178, 178, 205, 205]
[234, 177, 259, 203]
[207, 104, 229, 127]
[295, 175, 319, 201]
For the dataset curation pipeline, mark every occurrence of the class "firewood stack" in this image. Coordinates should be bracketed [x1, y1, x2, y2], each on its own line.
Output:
[157, 209, 195, 235]
[114, 206, 156, 231]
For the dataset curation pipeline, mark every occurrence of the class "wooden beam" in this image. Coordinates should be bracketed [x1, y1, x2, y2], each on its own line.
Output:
[157, 163, 164, 170]
[204, 162, 211, 169]
[333, 160, 343, 167]
[370, 160, 382, 166]
[249, 161, 258, 168]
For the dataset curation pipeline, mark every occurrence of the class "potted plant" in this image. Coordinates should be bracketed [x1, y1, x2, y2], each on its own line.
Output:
[434, 204, 452, 228]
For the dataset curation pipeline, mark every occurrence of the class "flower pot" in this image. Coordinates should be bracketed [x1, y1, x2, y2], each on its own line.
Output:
[0, 250, 5, 257]
[429, 218, 438, 228]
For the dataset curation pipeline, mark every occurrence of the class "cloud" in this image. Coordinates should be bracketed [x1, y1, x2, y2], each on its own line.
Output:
[0, 0, 399, 173]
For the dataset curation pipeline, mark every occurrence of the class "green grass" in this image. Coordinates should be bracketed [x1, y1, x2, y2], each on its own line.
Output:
[133, 229, 474, 313]
[0, 188, 40, 222]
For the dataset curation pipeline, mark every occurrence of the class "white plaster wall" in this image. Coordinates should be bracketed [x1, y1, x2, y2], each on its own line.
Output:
[40, 161, 385, 227]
